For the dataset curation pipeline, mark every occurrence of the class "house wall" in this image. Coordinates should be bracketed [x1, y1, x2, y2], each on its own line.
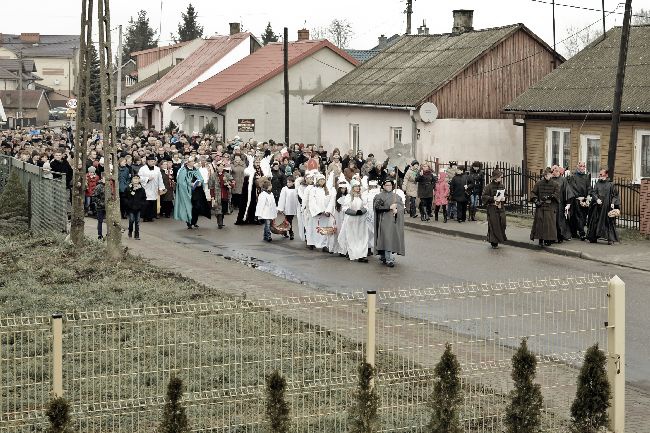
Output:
[180, 48, 356, 143]
[32, 56, 77, 95]
[0, 47, 17, 59]
[138, 39, 204, 81]
[124, 85, 154, 128]
[525, 118, 650, 180]
[426, 29, 558, 120]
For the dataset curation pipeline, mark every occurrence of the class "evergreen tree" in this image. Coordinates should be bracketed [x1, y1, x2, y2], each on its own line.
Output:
[174, 4, 203, 43]
[261, 22, 279, 45]
[45, 396, 74, 433]
[265, 370, 290, 433]
[88, 44, 102, 123]
[427, 343, 462, 433]
[165, 120, 177, 134]
[122, 10, 158, 64]
[158, 376, 190, 433]
[570, 344, 611, 433]
[505, 339, 543, 433]
[348, 362, 379, 433]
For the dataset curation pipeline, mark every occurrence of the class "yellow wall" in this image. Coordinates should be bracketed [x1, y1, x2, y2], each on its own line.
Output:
[526, 118, 650, 179]
[33, 56, 77, 95]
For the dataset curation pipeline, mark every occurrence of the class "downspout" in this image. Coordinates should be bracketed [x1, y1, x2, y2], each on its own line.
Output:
[513, 115, 528, 196]
[409, 109, 417, 159]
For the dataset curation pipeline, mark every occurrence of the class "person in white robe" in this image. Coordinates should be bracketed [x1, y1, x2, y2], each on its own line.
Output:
[329, 180, 348, 255]
[277, 176, 299, 240]
[138, 155, 166, 222]
[337, 179, 369, 262]
[301, 171, 317, 246]
[308, 173, 334, 251]
[362, 180, 381, 255]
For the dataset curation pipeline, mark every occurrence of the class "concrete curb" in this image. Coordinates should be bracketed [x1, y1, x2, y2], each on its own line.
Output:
[405, 221, 650, 273]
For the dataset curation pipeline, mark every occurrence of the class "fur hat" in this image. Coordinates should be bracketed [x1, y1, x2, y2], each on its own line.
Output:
[87, 166, 96, 174]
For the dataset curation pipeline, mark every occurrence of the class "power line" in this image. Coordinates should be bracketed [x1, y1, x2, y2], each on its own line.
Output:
[530, 0, 649, 18]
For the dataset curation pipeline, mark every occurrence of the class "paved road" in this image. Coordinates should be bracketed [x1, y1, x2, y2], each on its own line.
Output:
[123, 215, 650, 393]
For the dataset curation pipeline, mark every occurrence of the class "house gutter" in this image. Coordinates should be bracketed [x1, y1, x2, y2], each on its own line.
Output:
[409, 109, 418, 159]
[312, 101, 416, 111]
[504, 110, 650, 121]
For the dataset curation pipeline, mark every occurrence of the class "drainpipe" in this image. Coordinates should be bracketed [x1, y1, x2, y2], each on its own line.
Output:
[409, 109, 418, 159]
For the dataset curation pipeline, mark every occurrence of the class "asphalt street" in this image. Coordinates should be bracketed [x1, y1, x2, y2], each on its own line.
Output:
[129, 216, 650, 392]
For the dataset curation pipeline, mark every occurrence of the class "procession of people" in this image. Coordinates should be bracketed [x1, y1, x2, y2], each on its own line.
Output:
[1, 125, 623, 260]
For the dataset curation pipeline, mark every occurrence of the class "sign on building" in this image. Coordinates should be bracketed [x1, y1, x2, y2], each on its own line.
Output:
[237, 119, 255, 133]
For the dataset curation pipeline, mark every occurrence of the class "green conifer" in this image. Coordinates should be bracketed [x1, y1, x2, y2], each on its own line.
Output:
[45, 396, 74, 433]
[428, 343, 462, 433]
[348, 362, 380, 433]
[265, 370, 290, 433]
[505, 338, 543, 433]
[158, 376, 190, 433]
[570, 344, 611, 433]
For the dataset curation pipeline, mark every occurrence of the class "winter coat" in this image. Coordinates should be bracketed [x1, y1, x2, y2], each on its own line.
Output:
[482, 181, 507, 243]
[230, 161, 246, 194]
[85, 174, 99, 197]
[530, 177, 560, 241]
[434, 172, 450, 206]
[118, 165, 131, 193]
[270, 169, 286, 200]
[415, 171, 436, 199]
[208, 171, 234, 215]
[467, 169, 484, 196]
[554, 176, 574, 241]
[255, 190, 278, 220]
[403, 169, 419, 197]
[587, 179, 619, 242]
[449, 173, 469, 203]
[160, 169, 175, 202]
[91, 182, 106, 212]
[373, 191, 405, 255]
[49, 158, 73, 188]
[124, 183, 147, 213]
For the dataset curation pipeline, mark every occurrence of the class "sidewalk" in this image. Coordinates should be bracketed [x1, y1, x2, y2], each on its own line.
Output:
[405, 212, 650, 273]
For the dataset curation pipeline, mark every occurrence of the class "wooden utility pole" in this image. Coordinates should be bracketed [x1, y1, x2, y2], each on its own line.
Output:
[18, 50, 23, 128]
[602, 0, 607, 38]
[97, 0, 122, 259]
[405, 0, 414, 35]
[283, 27, 289, 146]
[115, 25, 123, 128]
[552, 0, 557, 68]
[70, 0, 93, 246]
[607, 0, 633, 181]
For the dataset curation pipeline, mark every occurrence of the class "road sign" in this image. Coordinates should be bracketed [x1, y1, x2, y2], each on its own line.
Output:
[66, 99, 78, 109]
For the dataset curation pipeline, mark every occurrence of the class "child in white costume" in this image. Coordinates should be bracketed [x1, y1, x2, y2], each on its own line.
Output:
[362, 180, 381, 254]
[329, 180, 349, 255]
[277, 176, 299, 240]
[308, 173, 334, 251]
[337, 180, 369, 262]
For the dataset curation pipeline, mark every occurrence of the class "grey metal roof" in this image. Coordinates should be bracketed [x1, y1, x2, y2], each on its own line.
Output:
[346, 49, 381, 63]
[0, 34, 79, 58]
[311, 25, 522, 107]
[505, 25, 650, 115]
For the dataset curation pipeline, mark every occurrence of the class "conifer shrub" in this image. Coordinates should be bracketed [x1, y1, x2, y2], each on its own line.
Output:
[265, 370, 290, 433]
[45, 396, 74, 433]
[348, 362, 379, 433]
[158, 376, 190, 433]
[427, 343, 462, 433]
[201, 121, 217, 135]
[505, 338, 543, 433]
[570, 344, 611, 433]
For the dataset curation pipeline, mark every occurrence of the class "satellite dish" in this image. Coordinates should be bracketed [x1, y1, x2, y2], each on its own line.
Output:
[419, 102, 438, 123]
[127, 109, 138, 117]
[170, 108, 186, 124]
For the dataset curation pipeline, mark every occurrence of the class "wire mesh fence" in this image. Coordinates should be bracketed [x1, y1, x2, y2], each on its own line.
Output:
[0, 275, 611, 432]
[0, 155, 68, 234]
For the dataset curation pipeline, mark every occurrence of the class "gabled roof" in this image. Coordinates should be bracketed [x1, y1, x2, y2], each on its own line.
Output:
[135, 33, 252, 104]
[0, 34, 79, 58]
[0, 90, 46, 109]
[505, 25, 650, 115]
[346, 34, 402, 63]
[171, 39, 359, 110]
[130, 41, 190, 57]
[123, 65, 174, 97]
[0, 59, 37, 73]
[312, 24, 558, 108]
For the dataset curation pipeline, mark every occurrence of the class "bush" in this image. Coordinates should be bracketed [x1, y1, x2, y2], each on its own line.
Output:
[0, 170, 29, 234]
[128, 122, 145, 138]
[158, 376, 190, 433]
[165, 120, 177, 134]
[45, 396, 74, 433]
[201, 121, 217, 135]
[265, 370, 290, 433]
[505, 338, 543, 433]
[570, 344, 611, 433]
[427, 343, 462, 433]
[348, 362, 379, 433]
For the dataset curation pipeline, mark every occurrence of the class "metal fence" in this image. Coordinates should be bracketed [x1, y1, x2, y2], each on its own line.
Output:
[0, 275, 624, 433]
[0, 155, 68, 234]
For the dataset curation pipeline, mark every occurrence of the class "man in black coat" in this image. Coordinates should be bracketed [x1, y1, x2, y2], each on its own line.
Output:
[449, 167, 469, 222]
[466, 161, 484, 221]
[49, 150, 73, 190]
[270, 160, 286, 204]
[530, 167, 560, 247]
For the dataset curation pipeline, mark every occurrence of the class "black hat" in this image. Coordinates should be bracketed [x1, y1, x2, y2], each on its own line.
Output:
[146, 154, 156, 161]
[411, 160, 419, 166]
[382, 178, 395, 186]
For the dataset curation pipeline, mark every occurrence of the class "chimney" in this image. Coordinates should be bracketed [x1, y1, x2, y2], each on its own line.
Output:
[297, 28, 310, 41]
[229, 23, 241, 36]
[417, 21, 430, 35]
[20, 32, 40, 43]
[452, 10, 474, 35]
[377, 34, 388, 48]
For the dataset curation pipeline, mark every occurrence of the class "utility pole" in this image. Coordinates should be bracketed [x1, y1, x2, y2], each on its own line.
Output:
[405, 0, 414, 35]
[607, 0, 633, 181]
[283, 27, 289, 146]
[18, 49, 23, 128]
[116, 24, 123, 128]
[71, 0, 93, 246]
[602, 0, 607, 38]
[552, 0, 557, 68]
[98, 0, 122, 259]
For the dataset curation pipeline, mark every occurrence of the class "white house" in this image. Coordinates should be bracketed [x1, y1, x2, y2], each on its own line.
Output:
[310, 10, 563, 166]
[135, 27, 261, 131]
[170, 32, 359, 143]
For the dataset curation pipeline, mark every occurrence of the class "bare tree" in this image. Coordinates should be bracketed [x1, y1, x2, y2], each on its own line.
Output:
[561, 25, 603, 59]
[633, 8, 650, 25]
[327, 19, 354, 48]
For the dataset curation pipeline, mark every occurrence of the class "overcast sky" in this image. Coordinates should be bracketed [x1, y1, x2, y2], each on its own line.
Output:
[3, 0, 650, 56]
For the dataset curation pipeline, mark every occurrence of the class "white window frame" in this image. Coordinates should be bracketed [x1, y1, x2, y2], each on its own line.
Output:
[545, 127, 571, 168]
[350, 123, 360, 153]
[579, 133, 601, 178]
[391, 127, 403, 145]
[634, 129, 650, 182]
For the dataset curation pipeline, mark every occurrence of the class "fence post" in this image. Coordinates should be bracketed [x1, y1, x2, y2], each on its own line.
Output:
[52, 313, 63, 397]
[366, 290, 376, 369]
[607, 276, 625, 433]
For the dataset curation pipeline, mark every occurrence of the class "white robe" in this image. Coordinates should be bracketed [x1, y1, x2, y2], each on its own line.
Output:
[328, 193, 345, 254]
[277, 186, 299, 216]
[138, 165, 165, 201]
[199, 166, 212, 200]
[362, 189, 380, 249]
[295, 179, 307, 241]
[337, 195, 369, 260]
[302, 184, 315, 245]
[255, 190, 277, 220]
[308, 186, 333, 249]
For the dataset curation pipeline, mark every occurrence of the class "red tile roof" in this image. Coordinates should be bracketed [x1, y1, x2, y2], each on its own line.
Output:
[170, 40, 359, 110]
[135, 33, 252, 105]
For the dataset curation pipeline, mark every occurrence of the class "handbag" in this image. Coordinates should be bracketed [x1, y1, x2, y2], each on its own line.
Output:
[316, 215, 337, 235]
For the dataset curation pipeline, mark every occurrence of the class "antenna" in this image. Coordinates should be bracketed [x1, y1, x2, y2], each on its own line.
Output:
[404, 0, 415, 35]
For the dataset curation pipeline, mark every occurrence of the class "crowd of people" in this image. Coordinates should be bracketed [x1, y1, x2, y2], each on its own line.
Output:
[1, 125, 621, 255]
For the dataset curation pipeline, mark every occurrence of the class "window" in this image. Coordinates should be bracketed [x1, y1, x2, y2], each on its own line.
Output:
[198, 115, 205, 131]
[545, 127, 571, 168]
[391, 127, 403, 145]
[187, 115, 195, 133]
[580, 134, 601, 176]
[350, 124, 360, 153]
[634, 129, 650, 181]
